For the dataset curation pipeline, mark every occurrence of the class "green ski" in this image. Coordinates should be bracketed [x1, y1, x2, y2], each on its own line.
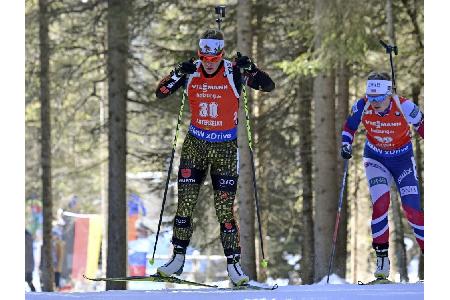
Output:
[83, 274, 278, 290]
[83, 274, 218, 288]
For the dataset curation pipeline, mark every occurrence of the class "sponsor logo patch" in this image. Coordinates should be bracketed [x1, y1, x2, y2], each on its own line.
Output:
[181, 168, 191, 178]
[369, 176, 388, 187]
[400, 185, 418, 196]
[364, 161, 387, 173]
[374, 136, 393, 144]
[351, 103, 359, 115]
[364, 120, 402, 128]
[409, 105, 419, 118]
[397, 168, 413, 184]
[219, 178, 235, 186]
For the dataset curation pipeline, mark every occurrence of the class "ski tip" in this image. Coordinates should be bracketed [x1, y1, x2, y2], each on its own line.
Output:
[260, 259, 268, 269]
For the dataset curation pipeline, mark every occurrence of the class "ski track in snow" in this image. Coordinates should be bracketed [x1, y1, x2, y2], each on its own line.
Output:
[26, 284, 424, 300]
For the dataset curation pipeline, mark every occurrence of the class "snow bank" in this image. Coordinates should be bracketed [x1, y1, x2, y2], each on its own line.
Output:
[26, 283, 423, 300]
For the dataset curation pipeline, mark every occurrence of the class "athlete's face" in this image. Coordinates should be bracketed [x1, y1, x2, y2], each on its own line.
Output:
[369, 95, 391, 112]
[201, 60, 222, 74]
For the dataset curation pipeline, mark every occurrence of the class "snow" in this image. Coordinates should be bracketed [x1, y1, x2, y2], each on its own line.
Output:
[25, 283, 423, 300]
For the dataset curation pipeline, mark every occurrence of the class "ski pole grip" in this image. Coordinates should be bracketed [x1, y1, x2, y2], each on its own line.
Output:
[260, 259, 268, 269]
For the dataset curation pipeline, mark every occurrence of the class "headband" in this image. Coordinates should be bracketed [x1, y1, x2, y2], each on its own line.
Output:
[198, 39, 224, 55]
[366, 80, 392, 95]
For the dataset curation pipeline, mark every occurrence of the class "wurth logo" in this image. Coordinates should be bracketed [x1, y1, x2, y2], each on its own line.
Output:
[179, 178, 195, 183]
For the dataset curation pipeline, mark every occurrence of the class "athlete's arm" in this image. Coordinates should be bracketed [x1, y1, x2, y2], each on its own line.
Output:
[400, 98, 424, 138]
[341, 98, 366, 145]
[232, 65, 275, 93]
[155, 70, 188, 99]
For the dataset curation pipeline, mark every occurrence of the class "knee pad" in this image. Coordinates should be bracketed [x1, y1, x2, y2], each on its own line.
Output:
[171, 237, 190, 249]
[224, 247, 241, 257]
[220, 220, 238, 234]
[178, 167, 206, 185]
[211, 174, 238, 192]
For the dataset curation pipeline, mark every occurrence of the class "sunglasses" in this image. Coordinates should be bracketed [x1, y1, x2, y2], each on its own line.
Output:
[197, 50, 223, 62]
[367, 94, 388, 103]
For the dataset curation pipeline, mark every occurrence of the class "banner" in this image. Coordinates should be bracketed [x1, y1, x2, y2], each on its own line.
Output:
[65, 213, 102, 280]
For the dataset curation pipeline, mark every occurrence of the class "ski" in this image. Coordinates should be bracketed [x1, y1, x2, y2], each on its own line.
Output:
[358, 278, 394, 285]
[83, 274, 278, 290]
[83, 274, 218, 288]
[358, 278, 424, 285]
[226, 282, 278, 290]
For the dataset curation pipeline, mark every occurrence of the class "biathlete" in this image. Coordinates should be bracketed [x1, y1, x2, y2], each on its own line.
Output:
[341, 71, 424, 280]
[155, 29, 275, 285]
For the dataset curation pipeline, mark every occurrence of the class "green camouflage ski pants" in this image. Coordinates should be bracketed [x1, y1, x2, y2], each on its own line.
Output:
[172, 133, 241, 256]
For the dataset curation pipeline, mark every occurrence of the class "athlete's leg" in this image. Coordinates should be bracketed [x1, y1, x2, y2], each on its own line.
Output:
[158, 134, 208, 276]
[209, 139, 248, 285]
[172, 134, 208, 249]
[363, 157, 393, 246]
[209, 139, 240, 257]
[363, 157, 394, 278]
[389, 153, 424, 252]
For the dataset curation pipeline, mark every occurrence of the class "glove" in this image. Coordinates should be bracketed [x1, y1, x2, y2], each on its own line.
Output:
[174, 59, 196, 76]
[235, 54, 256, 72]
[341, 144, 352, 159]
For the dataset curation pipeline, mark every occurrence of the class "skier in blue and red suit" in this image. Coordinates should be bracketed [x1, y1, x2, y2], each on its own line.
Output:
[340, 71, 424, 280]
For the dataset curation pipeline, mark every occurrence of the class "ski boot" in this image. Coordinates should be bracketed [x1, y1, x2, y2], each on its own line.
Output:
[373, 243, 390, 279]
[227, 254, 249, 286]
[157, 246, 186, 277]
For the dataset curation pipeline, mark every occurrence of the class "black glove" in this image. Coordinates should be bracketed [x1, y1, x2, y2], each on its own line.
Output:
[235, 54, 256, 72]
[174, 59, 196, 76]
[341, 144, 352, 159]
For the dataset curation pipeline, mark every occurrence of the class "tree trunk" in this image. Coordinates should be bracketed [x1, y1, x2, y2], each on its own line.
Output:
[39, 0, 54, 292]
[334, 60, 350, 279]
[298, 76, 315, 284]
[313, 0, 338, 282]
[236, 0, 257, 280]
[386, 0, 408, 282]
[106, 0, 129, 290]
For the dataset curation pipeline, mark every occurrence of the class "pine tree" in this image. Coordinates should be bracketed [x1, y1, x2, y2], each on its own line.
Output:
[39, 0, 54, 292]
[106, 0, 130, 290]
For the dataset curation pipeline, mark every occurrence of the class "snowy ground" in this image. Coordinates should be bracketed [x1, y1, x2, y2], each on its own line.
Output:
[26, 283, 423, 300]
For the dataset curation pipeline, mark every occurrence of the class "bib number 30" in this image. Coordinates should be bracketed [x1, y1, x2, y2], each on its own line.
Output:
[199, 102, 219, 118]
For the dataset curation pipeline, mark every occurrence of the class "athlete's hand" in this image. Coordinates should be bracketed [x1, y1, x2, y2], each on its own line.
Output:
[341, 144, 352, 159]
[235, 54, 256, 72]
[175, 59, 196, 76]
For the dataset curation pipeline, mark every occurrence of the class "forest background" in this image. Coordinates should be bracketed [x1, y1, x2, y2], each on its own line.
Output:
[4, 0, 449, 295]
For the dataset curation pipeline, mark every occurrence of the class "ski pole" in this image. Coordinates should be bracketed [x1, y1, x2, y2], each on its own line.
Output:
[379, 40, 398, 93]
[149, 90, 186, 265]
[326, 158, 349, 283]
[237, 52, 268, 269]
